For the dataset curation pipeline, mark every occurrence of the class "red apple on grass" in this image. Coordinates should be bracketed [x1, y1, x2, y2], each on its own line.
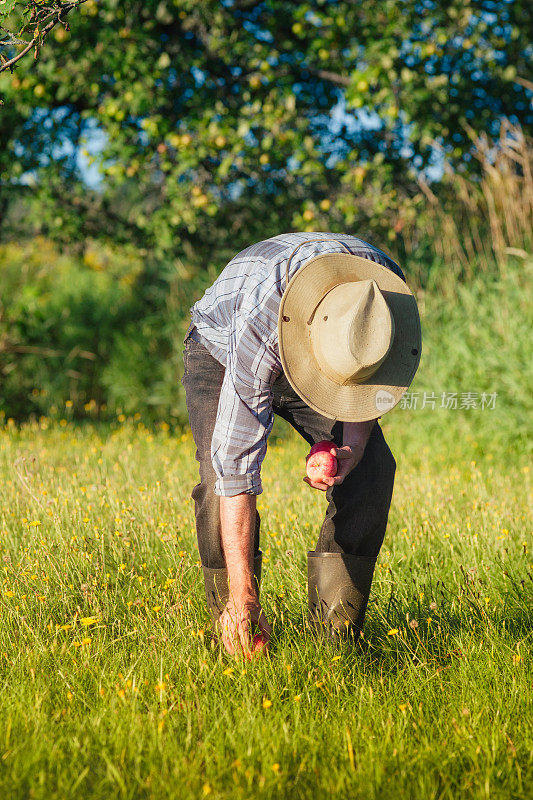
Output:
[245, 632, 269, 660]
[306, 440, 338, 483]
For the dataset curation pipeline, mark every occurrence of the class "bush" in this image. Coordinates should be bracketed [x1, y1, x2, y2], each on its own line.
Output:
[0, 238, 191, 422]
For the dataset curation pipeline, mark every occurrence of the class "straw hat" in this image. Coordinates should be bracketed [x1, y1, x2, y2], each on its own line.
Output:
[278, 252, 422, 421]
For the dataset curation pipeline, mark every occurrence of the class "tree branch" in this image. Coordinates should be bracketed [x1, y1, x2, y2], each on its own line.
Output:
[314, 69, 351, 87]
[0, 1, 88, 74]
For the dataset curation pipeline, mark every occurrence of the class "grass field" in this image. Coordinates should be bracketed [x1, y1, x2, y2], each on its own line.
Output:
[0, 261, 531, 799]
[0, 413, 530, 800]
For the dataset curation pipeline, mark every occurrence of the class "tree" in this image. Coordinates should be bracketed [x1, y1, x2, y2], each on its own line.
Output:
[1, 0, 531, 263]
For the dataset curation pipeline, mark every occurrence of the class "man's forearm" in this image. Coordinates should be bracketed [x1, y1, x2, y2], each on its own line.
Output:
[343, 419, 377, 449]
[219, 493, 257, 599]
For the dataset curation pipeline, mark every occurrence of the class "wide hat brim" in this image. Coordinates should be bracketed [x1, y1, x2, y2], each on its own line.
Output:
[278, 253, 422, 422]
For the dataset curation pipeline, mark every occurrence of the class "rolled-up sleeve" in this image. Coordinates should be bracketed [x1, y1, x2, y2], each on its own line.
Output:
[211, 313, 281, 497]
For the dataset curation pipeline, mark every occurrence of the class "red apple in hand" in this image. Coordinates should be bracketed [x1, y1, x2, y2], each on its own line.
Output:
[306, 440, 338, 483]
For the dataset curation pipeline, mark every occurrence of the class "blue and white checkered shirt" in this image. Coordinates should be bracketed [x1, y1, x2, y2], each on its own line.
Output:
[189, 232, 405, 497]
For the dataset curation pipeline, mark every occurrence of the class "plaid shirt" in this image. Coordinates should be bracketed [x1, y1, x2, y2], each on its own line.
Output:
[189, 232, 405, 497]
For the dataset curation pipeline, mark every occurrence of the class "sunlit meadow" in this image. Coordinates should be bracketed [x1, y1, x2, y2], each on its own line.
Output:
[0, 406, 530, 800]
[0, 261, 531, 799]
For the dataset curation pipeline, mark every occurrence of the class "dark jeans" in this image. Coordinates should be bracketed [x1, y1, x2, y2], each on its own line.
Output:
[181, 334, 397, 570]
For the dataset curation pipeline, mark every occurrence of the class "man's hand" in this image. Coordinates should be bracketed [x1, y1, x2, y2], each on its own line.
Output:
[303, 419, 377, 492]
[303, 443, 365, 491]
[219, 593, 272, 658]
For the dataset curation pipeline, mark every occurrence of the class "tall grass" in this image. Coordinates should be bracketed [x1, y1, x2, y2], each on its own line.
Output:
[396, 257, 532, 463]
[414, 121, 533, 285]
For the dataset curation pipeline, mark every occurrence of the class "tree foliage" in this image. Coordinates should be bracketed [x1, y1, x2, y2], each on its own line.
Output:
[0, 0, 531, 261]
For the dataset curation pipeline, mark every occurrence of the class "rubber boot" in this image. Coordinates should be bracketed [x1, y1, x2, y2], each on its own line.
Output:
[202, 552, 263, 624]
[307, 551, 376, 640]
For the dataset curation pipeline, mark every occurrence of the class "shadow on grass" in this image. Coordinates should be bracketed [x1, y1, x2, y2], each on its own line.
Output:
[256, 597, 533, 676]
